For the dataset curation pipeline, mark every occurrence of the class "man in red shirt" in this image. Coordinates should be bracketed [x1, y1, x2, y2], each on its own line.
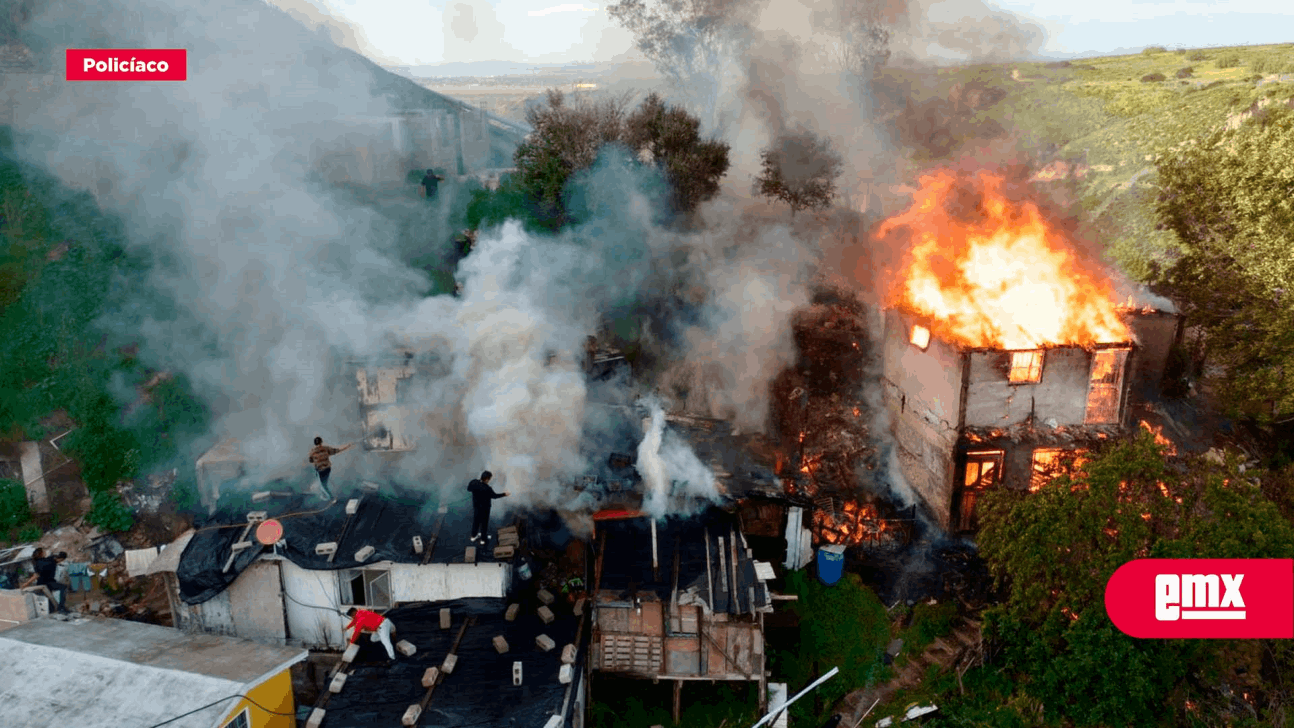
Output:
[343, 606, 396, 661]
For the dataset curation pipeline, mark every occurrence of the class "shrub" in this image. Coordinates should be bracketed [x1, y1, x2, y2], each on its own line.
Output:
[1142, 46, 1167, 55]
[1141, 73, 1167, 83]
[1176, 48, 1187, 55]
[1176, 67, 1194, 78]
[1251, 58, 1270, 74]
[1187, 51, 1209, 61]
[0, 478, 31, 531]
[86, 490, 134, 533]
[1216, 55, 1242, 69]
[16, 524, 42, 542]
[1248, 75, 1264, 84]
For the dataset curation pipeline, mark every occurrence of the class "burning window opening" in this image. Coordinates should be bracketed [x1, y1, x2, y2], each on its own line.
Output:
[910, 324, 931, 350]
[1084, 349, 1130, 424]
[1030, 448, 1088, 492]
[1008, 351, 1043, 384]
[958, 450, 1004, 531]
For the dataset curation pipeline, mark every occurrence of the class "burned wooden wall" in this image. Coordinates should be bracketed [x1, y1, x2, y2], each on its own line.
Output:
[591, 599, 764, 681]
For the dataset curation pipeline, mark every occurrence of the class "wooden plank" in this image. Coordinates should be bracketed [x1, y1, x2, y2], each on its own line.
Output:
[412, 615, 475, 722]
[329, 502, 358, 564]
[421, 506, 448, 565]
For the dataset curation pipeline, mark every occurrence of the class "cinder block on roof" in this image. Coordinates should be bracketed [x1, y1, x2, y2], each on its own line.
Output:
[493, 635, 509, 654]
[441, 653, 458, 674]
[346, 498, 360, 515]
[306, 708, 326, 728]
[421, 666, 440, 687]
[505, 603, 519, 621]
[396, 639, 417, 656]
[440, 607, 451, 629]
[536, 634, 555, 652]
[561, 644, 576, 664]
[230, 541, 252, 552]
[537, 589, 555, 605]
[402, 704, 422, 726]
[342, 643, 360, 663]
[498, 532, 519, 548]
[493, 545, 515, 559]
[512, 661, 523, 686]
[559, 663, 574, 684]
[315, 542, 337, 556]
[465, 546, 476, 564]
[538, 606, 555, 624]
[246, 511, 268, 523]
[360, 481, 381, 493]
[329, 672, 348, 693]
[574, 597, 586, 616]
[354, 545, 375, 562]
[498, 525, 518, 537]
[412, 536, 424, 554]
[252, 491, 272, 503]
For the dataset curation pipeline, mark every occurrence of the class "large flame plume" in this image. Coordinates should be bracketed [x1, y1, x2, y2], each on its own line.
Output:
[876, 170, 1132, 350]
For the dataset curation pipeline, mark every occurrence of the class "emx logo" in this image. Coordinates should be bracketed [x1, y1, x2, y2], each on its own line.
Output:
[1106, 559, 1293, 638]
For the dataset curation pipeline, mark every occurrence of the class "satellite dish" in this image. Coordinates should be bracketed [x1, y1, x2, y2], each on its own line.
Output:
[255, 519, 284, 546]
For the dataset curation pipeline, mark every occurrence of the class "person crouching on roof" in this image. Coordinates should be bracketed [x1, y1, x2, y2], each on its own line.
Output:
[343, 606, 396, 662]
[468, 470, 508, 545]
[307, 437, 352, 501]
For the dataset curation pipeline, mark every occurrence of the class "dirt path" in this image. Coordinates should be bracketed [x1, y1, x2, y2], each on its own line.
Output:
[836, 618, 984, 727]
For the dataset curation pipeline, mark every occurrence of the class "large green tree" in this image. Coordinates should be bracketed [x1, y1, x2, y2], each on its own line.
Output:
[977, 432, 1294, 726]
[1154, 103, 1294, 422]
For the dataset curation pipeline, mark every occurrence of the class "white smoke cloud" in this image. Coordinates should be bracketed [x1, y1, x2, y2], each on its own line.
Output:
[636, 397, 720, 519]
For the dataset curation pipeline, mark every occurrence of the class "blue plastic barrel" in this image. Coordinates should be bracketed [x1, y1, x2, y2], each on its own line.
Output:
[816, 545, 846, 585]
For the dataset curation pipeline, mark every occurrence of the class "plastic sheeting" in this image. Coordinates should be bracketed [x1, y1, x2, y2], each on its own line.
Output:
[323, 596, 583, 728]
[177, 487, 485, 605]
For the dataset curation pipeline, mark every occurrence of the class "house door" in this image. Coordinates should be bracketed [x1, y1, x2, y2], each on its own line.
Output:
[957, 450, 1004, 531]
[226, 560, 287, 645]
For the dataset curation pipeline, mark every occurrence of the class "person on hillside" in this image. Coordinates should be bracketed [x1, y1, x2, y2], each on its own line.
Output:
[343, 606, 396, 663]
[468, 470, 508, 545]
[20, 549, 68, 613]
[307, 437, 352, 500]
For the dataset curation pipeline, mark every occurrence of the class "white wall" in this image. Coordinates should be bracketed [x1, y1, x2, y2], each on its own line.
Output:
[390, 563, 510, 603]
[278, 559, 346, 649]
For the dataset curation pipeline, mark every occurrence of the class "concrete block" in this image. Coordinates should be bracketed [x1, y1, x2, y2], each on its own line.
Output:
[512, 661, 523, 686]
[573, 597, 586, 616]
[346, 498, 360, 515]
[0, 590, 37, 625]
[315, 542, 337, 556]
[412, 536, 423, 554]
[465, 546, 476, 564]
[306, 708, 326, 728]
[498, 525, 518, 537]
[493, 545, 515, 559]
[246, 511, 268, 523]
[360, 480, 381, 493]
[438, 504, 448, 514]
[441, 653, 458, 674]
[252, 491, 272, 503]
[354, 545, 375, 562]
[537, 589, 555, 605]
[401, 704, 422, 726]
[230, 540, 252, 552]
[561, 644, 576, 664]
[493, 635, 509, 654]
[440, 607, 451, 629]
[536, 634, 556, 652]
[396, 639, 417, 656]
[342, 643, 360, 663]
[505, 603, 520, 621]
[421, 666, 440, 687]
[538, 605, 555, 624]
[498, 535, 520, 548]
[559, 663, 574, 684]
[329, 672, 348, 693]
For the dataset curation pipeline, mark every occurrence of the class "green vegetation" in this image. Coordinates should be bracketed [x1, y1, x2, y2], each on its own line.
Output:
[589, 681, 762, 728]
[0, 478, 30, 533]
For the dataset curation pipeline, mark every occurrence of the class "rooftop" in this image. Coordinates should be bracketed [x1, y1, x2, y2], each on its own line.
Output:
[0, 617, 306, 728]
[321, 597, 582, 728]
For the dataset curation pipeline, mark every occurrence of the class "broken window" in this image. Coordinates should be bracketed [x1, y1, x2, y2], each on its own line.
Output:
[1008, 351, 1043, 383]
[910, 325, 930, 350]
[958, 450, 1004, 531]
[1084, 349, 1130, 424]
[221, 710, 250, 728]
[339, 569, 391, 609]
[1031, 448, 1088, 491]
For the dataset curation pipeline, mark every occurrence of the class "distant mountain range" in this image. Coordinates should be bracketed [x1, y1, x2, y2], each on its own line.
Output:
[385, 60, 614, 79]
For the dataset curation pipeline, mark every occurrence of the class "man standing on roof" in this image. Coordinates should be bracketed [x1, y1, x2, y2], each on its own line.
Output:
[343, 606, 396, 663]
[468, 470, 508, 545]
[20, 549, 69, 613]
[307, 437, 352, 501]
[421, 168, 444, 200]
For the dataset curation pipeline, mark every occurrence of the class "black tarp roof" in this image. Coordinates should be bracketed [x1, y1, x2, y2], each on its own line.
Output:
[322, 597, 584, 728]
[596, 508, 771, 615]
[176, 484, 511, 605]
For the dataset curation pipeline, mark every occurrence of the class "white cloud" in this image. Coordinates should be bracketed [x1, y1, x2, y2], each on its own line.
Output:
[528, 4, 598, 17]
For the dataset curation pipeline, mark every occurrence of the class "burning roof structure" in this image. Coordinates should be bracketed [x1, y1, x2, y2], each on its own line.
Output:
[873, 171, 1183, 531]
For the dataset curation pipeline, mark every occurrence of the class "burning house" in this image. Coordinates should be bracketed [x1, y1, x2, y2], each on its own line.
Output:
[874, 171, 1183, 531]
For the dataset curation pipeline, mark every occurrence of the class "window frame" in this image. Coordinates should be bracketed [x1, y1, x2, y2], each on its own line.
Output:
[1007, 350, 1044, 384]
[338, 568, 392, 609]
[910, 324, 931, 350]
[222, 708, 250, 728]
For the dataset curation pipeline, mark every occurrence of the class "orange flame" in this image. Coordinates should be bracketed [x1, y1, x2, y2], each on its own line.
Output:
[876, 171, 1132, 349]
[1140, 420, 1178, 456]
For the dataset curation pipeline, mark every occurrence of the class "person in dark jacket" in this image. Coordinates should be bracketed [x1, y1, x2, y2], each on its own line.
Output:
[468, 471, 508, 545]
[20, 548, 68, 613]
[421, 169, 444, 200]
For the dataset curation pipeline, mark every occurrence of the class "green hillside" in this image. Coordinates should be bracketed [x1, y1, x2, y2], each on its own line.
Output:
[876, 43, 1294, 281]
